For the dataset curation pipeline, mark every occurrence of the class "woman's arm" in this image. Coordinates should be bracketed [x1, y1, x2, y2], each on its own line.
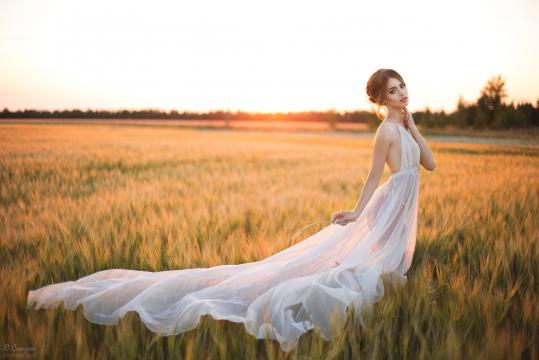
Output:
[407, 116, 436, 171]
[351, 127, 392, 216]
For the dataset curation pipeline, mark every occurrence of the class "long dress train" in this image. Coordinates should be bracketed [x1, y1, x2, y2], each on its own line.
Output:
[27, 123, 421, 352]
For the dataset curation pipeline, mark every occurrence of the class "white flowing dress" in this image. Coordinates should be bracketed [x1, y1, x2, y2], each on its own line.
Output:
[27, 123, 421, 352]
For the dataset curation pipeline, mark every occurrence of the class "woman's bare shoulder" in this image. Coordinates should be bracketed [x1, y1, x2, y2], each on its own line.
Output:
[375, 122, 400, 140]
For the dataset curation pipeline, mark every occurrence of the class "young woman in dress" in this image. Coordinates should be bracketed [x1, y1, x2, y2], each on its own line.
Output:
[332, 68, 436, 226]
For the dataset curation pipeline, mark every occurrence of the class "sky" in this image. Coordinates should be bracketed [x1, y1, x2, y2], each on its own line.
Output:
[0, 0, 538, 113]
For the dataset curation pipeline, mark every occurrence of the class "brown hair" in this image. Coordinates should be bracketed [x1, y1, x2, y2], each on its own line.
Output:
[365, 69, 405, 120]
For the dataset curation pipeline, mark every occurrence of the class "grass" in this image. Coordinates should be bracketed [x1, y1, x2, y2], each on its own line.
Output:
[1, 123, 538, 359]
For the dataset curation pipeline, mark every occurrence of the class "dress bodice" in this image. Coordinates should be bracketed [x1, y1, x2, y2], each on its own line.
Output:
[395, 124, 421, 172]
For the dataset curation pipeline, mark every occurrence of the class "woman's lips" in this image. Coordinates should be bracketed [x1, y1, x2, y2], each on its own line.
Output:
[400, 97, 408, 102]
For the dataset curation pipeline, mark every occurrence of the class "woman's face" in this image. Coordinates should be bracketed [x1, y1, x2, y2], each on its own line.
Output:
[384, 77, 408, 108]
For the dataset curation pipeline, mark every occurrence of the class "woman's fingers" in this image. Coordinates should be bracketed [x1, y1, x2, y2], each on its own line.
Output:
[332, 211, 351, 224]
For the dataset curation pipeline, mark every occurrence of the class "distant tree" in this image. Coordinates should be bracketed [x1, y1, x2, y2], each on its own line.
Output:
[465, 105, 478, 128]
[515, 102, 538, 127]
[478, 74, 508, 127]
[325, 108, 338, 130]
[474, 107, 489, 129]
[492, 105, 512, 128]
[422, 107, 434, 127]
[452, 95, 469, 127]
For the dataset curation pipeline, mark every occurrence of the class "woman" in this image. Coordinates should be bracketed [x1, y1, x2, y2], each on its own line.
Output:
[332, 68, 436, 226]
[27, 69, 436, 353]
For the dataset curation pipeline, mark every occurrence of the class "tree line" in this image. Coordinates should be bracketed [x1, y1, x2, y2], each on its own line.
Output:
[2, 75, 538, 129]
[410, 75, 539, 130]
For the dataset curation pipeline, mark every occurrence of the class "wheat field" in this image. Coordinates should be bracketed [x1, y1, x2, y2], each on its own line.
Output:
[1, 122, 538, 359]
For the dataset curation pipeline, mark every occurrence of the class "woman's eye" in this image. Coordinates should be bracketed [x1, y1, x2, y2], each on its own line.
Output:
[389, 84, 405, 94]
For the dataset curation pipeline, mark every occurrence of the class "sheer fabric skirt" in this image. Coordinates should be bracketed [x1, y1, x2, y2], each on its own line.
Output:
[28, 169, 420, 352]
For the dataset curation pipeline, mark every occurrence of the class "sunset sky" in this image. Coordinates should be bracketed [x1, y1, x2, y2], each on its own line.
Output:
[1, 0, 538, 113]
